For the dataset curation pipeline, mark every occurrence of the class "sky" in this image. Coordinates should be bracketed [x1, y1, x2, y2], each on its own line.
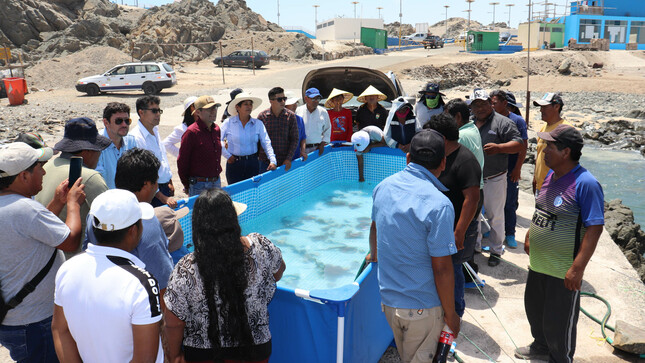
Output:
[120, 0, 573, 32]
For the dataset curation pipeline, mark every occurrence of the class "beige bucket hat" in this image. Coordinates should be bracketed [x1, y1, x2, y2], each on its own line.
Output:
[226, 92, 263, 116]
[324, 88, 354, 108]
[357, 85, 387, 103]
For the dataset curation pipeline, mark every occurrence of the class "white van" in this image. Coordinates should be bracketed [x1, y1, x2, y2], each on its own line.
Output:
[402, 32, 427, 43]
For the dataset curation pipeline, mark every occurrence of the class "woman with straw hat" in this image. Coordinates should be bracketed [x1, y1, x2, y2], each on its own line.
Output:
[325, 88, 354, 143]
[220, 93, 277, 185]
[355, 85, 388, 130]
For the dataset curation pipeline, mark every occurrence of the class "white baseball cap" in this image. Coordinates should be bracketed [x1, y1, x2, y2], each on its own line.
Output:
[351, 131, 370, 152]
[0, 142, 53, 177]
[90, 189, 154, 231]
[181, 96, 198, 116]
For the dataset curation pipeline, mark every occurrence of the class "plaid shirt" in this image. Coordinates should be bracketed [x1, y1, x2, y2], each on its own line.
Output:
[257, 108, 299, 165]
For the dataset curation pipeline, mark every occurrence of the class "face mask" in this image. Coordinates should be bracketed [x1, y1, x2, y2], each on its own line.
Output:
[395, 107, 410, 119]
[425, 97, 439, 109]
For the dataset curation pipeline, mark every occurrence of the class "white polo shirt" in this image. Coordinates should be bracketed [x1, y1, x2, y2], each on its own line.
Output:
[55, 244, 163, 363]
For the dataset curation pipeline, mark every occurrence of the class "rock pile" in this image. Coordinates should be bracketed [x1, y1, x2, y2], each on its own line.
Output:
[579, 119, 645, 153]
[604, 199, 645, 282]
[430, 18, 484, 39]
[0, 0, 325, 64]
[384, 22, 414, 37]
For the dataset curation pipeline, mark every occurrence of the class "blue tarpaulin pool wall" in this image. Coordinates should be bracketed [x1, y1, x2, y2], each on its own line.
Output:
[178, 146, 406, 362]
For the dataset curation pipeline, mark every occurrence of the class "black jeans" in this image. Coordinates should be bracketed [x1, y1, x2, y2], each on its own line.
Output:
[524, 269, 580, 363]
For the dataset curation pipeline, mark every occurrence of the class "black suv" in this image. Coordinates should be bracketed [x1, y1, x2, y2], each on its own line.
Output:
[423, 35, 444, 49]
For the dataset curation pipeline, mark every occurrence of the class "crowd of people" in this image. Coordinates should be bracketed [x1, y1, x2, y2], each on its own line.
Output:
[0, 81, 604, 363]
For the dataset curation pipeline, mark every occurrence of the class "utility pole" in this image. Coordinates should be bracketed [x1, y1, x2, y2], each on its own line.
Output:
[313, 5, 319, 30]
[506, 3, 515, 27]
[352, 1, 359, 18]
[277, 0, 280, 26]
[377, 6, 383, 19]
[466, 0, 475, 31]
[490, 2, 500, 26]
[398, 0, 403, 49]
[444, 5, 450, 37]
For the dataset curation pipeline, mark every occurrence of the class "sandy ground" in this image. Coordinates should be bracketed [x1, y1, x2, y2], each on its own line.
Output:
[2, 45, 645, 362]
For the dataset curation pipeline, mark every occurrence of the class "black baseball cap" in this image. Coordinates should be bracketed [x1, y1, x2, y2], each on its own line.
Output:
[410, 130, 445, 165]
[537, 124, 583, 151]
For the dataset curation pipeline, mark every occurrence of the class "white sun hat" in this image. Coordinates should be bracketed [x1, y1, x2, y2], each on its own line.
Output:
[226, 92, 263, 117]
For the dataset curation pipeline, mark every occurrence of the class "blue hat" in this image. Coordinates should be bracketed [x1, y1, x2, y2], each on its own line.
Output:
[54, 117, 111, 153]
[305, 88, 322, 98]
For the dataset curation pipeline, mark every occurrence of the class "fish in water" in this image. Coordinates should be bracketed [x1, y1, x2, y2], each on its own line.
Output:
[302, 215, 317, 221]
[323, 264, 350, 278]
[311, 234, 329, 241]
[328, 245, 360, 253]
[281, 216, 303, 228]
[348, 203, 361, 209]
[356, 217, 371, 223]
[345, 230, 363, 239]
[325, 198, 348, 207]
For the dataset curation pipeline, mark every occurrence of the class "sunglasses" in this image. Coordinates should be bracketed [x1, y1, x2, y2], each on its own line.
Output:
[271, 97, 288, 102]
[143, 108, 164, 114]
[113, 117, 132, 125]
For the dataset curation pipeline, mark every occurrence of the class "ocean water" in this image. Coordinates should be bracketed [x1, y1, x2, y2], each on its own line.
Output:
[240, 180, 378, 292]
[580, 147, 645, 227]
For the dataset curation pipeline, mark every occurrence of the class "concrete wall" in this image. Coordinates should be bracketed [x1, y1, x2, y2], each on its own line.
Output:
[315, 18, 384, 41]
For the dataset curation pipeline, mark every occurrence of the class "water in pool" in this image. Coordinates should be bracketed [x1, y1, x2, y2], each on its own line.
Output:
[240, 180, 378, 291]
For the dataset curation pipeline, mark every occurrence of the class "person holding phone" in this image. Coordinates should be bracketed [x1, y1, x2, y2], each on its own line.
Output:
[35, 117, 111, 254]
[1, 142, 86, 363]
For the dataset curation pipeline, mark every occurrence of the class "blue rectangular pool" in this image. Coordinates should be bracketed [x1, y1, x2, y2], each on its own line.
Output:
[179, 146, 406, 362]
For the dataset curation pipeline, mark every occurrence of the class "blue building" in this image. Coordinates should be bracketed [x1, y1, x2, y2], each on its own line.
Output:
[561, 0, 645, 50]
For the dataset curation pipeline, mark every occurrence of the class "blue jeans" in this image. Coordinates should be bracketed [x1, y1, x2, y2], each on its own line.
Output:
[151, 182, 173, 207]
[453, 261, 466, 318]
[0, 316, 58, 363]
[189, 179, 221, 197]
[225, 156, 260, 185]
[504, 175, 519, 237]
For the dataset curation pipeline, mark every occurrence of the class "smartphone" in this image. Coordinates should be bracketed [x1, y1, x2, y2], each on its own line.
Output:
[68, 156, 83, 189]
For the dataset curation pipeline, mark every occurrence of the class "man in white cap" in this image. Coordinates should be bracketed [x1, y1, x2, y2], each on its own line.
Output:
[177, 95, 222, 196]
[162, 96, 198, 158]
[296, 87, 331, 156]
[0, 142, 85, 362]
[52, 189, 163, 363]
[96, 102, 137, 189]
[469, 88, 523, 267]
[351, 126, 386, 182]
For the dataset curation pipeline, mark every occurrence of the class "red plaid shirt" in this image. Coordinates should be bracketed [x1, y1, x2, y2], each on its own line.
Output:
[257, 108, 299, 165]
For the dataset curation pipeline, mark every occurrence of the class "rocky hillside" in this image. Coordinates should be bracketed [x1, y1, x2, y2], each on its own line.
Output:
[0, 0, 326, 64]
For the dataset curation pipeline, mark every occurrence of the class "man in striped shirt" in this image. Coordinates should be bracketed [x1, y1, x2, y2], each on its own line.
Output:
[517, 125, 604, 363]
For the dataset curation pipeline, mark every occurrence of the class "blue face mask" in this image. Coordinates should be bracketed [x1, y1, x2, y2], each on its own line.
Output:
[425, 97, 439, 109]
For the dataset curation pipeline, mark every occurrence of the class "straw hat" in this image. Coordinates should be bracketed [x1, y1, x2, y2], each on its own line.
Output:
[324, 88, 354, 108]
[357, 85, 387, 103]
[226, 92, 263, 117]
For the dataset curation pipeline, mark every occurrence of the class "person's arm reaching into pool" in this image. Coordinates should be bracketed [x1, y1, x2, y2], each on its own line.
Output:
[366, 221, 377, 262]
